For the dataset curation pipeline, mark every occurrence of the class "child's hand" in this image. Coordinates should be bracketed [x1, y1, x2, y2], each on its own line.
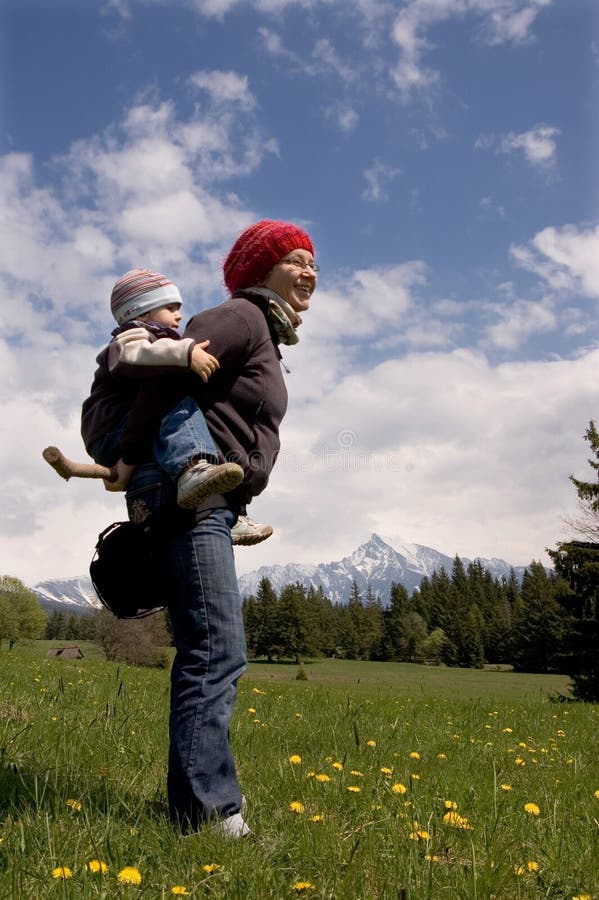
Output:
[103, 459, 135, 492]
[191, 340, 219, 382]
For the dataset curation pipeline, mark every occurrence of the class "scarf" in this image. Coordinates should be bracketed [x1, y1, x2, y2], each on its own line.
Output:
[250, 287, 301, 346]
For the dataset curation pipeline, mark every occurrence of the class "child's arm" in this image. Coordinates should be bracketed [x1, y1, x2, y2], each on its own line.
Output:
[108, 329, 219, 379]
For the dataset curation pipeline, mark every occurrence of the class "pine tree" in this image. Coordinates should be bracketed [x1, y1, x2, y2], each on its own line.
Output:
[547, 420, 599, 699]
[511, 562, 570, 673]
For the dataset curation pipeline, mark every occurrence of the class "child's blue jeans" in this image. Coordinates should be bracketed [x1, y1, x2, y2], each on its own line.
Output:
[89, 396, 218, 478]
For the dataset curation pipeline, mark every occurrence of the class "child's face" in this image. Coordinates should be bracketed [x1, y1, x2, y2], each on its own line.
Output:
[141, 303, 182, 330]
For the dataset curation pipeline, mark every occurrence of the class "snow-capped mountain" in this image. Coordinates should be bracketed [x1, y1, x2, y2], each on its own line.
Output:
[34, 577, 101, 614]
[33, 533, 530, 612]
[237, 533, 529, 605]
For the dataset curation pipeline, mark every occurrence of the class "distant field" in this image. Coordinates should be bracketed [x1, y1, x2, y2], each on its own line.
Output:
[0, 643, 596, 898]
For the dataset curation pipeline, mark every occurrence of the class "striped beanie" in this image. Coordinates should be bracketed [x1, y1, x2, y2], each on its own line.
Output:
[110, 268, 182, 325]
[223, 220, 314, 294]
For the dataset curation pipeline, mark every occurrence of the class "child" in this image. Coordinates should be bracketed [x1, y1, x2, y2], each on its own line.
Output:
[81, 268, 273, 544]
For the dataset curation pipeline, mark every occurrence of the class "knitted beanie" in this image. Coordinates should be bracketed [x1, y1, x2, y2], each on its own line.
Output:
[110, 268, 182, 325]
[223, 220, 314, 294]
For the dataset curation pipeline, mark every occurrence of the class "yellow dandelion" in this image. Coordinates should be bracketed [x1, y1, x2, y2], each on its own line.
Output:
[290, 801, 305, 813]
[526, 861, 540, 872]
[392, 782, 407, 794]
[437, 753, 447, 760]
[411, 773, 421, 780]
[567, 757, 574, 765]
[202, 864, 222, 873]
[86, 859, 108, 874]
[289, 754, 302, 765]
[51, 867, 72, 879]
[306, 771, 315, 778]
[444, 800, 458, 809]
[500, 784, 512, 791]
[594, 790, 599, 799]
[252, 687, 266, 695]
[117, 866, 142, 885]
[409, 751, 420, 760]
[295, 712, 303, 718]
[171, 887, 190, 896]
[315, 773, 330, 783]
[425, 853, 441, 862]
[247, 707, 256, 713]
[409, 829, 430, 840]
[572, 895, 592, 900]
[347, 785, 361, 793]
[350, 770, 364, 777]
[443, 811, 473, 830]
[66, 798, 82, 812]
[292, 882, 315, 892]
[380, 766, 393, 776]
[524, 802, 540, 816]
[310, 814, 324, 822]
[515, 757, 525, 766]
[366, 740, 377, 747]
[502, 727, 513, 733]
[332, 761, 343, 770]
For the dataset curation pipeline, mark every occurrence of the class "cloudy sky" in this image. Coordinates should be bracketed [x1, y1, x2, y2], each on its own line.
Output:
[1, 0, 598, 588]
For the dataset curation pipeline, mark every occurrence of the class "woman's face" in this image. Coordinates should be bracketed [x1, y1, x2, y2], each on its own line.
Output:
[262, 248, 318, 313]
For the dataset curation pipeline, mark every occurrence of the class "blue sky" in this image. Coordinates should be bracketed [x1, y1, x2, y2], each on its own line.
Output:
[1, 0, 598, 587]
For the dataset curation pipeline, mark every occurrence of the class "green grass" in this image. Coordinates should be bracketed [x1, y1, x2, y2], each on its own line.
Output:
[0, 644, 597, 899]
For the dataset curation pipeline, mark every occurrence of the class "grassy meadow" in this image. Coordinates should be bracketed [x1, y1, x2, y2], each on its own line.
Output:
[0, 644, 597, 899]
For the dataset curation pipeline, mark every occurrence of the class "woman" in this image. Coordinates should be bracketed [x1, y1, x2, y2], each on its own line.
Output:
[124, 220, 318, 837]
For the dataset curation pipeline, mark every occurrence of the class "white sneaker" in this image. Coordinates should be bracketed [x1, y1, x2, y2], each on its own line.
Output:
[231, 515, 274, 546]
[177, 460, 243, 509]
[215, 812, 251, 839]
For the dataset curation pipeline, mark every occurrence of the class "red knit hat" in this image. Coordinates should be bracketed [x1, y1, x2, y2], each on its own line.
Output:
[223, 220, 314, 294]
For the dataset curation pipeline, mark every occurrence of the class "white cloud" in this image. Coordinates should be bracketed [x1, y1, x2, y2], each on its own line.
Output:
[188, 70, 256, 109]
[476, 124, 560, 169]
[485, 298, 556, 349]
[390, 0, 552, 100]
[511, 224, 599, 299]
[362, 158, 402, 202]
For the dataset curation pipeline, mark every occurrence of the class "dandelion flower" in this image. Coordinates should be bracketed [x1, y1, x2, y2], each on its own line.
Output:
[572, 895, 592, 900]
[409, 751, 420, 760]
[411, 773, 421, 780]
[500, 784, 512, 791]
[247, 707, 256, 714]
[66, 798, 82, 812]
[443, 811, 473, 830]
[202, 864, 222, 873]
[350, 770, 364, 777]
[366, 740, 377, 747]
[289, 754, 302, 765]
[524, 802, 540, 816]
[310, 814, 324, 823]
[409, 829, 430, 840]
[51, 867, 72, 879]
[315, 773, 330, 783]
[502, 727, 513, 733]
[292, 882, 315, 892]
[392, 783, 407, 794]
[171, 887, 190, 896]
[515, 861, 540, 876]
[347, 785, 361, 793]
[437, 753, 447, 760]
[515, 757, 525, 766]
[594, 790, 599, 799]
[332, 761, 343, 771]
[380, 766, 393, 776]
[290, 801, 305, 813]
[118, 866, 142, 885]
[86, 859, 108, 874]
[444, 800, 457, 810]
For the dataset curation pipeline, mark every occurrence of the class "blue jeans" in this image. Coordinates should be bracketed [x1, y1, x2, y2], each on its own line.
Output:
[90, 396, 218, 478]
[125, 463, 247, 831]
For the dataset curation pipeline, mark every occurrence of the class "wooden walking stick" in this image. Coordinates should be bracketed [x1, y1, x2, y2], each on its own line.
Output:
[42, 446, 118, 482]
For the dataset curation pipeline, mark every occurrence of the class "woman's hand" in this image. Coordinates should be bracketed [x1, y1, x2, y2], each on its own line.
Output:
[191, 340, 220, 382]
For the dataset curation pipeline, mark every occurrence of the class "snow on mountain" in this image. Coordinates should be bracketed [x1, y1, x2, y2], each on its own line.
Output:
[33, 534, 530, 613]
[237, 533, 529, 605]
[34, 576, 101, 614]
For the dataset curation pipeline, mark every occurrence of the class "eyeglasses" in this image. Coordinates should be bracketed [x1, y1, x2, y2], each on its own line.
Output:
[279, 256, 320, 274]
